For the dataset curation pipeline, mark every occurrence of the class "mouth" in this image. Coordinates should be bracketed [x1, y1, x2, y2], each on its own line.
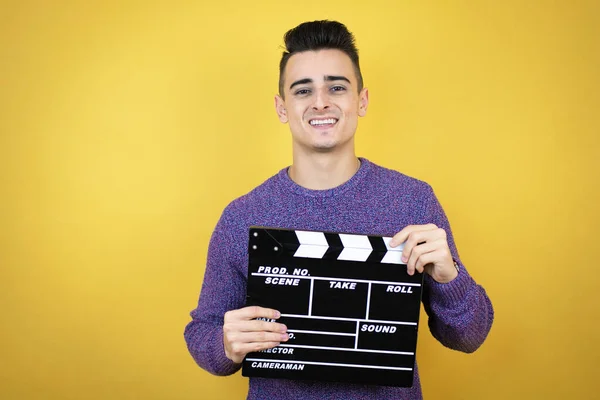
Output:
[308, 117, 338, 129]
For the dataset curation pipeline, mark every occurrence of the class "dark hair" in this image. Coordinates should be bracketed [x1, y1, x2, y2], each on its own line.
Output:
[278, 20, 363, 97]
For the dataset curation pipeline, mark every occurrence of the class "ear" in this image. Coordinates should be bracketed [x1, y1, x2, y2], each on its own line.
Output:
[274, 95, 288, 123]
[358, 87, 369, 117]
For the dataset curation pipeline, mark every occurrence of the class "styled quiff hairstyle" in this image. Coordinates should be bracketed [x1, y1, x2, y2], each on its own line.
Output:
[278, 20, 363, 98]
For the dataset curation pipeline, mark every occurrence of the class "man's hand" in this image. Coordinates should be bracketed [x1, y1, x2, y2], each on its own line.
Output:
[223, 306, 289, 364]
[389, 224, 458, 284]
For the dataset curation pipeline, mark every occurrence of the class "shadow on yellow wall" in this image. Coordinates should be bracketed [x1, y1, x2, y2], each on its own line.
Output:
[1, 1, 598, 399]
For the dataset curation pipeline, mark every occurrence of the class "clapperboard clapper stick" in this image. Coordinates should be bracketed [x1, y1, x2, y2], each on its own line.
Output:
[242, 227, 425, 387]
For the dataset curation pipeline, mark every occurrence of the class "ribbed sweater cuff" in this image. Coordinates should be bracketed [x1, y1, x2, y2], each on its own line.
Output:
[426, 266, 473, 308]
[211, 328, 242, 375]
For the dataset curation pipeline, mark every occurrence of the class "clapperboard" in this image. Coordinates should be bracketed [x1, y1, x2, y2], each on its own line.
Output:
[241, 227, 424, 387]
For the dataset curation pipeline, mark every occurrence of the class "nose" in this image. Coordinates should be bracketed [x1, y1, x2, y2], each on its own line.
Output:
[311, 88, 330, 111]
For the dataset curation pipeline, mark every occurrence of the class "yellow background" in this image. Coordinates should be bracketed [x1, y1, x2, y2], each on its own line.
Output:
[1, 1, 598, 399]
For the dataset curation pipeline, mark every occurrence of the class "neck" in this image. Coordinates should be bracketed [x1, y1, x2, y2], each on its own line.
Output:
[288, 150, 361, 190]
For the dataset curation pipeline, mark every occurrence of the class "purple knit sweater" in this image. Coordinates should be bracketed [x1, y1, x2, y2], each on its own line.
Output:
[184, 158, 493, 399]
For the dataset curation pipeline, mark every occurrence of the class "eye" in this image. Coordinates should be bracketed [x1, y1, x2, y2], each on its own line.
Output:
[331, 85, 347, 93]
[294, 88, 311, 96]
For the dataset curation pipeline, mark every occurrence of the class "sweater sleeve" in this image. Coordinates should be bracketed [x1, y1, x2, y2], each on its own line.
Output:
[421, 186, 494, 353]
[184, 205, 247, 375]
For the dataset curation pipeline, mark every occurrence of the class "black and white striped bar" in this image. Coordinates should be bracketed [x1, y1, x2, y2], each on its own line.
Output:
[243, 227, 424, 387]
[294, 230, 405, 263]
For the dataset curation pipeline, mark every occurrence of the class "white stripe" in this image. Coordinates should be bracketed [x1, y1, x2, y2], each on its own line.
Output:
[381, 251, 404, 264]
[246, 358, 413, 371]
[251, 272, 421, 288]
[338, 247, 372, 262]
[296, 231, 328, 246]
[382, 237, 405, 264]
[354, 321, 359, 349]
[339, 234, 373, 250]
[278, 344, 415, 356]
[291, 233, 408, 263]
[281, 313, 418, 326]
[308, 279, 314, 316]
[383, 237, 405, 252]
[294, 244, 328, 259]
[365, 282, 372, 319]
[287, 329, 355, 337]
[337, 234, 373, 262]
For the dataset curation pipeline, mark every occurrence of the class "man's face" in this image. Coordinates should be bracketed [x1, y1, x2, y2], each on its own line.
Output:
[275, 49, 368, 153]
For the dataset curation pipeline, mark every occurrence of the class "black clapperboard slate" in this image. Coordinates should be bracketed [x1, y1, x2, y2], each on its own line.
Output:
[241, 227, 424, 387]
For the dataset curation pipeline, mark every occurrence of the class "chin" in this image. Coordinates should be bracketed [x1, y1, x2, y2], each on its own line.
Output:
[310, 141, 339, 152]
[311, 147, 337, 153]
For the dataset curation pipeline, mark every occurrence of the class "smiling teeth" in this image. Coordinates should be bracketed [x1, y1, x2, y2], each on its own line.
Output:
[310, 119, 337, 126]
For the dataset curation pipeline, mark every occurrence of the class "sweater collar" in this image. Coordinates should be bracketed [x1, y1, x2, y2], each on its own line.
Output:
[277, 157, 372, 198]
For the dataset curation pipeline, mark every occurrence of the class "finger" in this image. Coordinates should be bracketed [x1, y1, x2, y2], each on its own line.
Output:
[401, 229, 437, 264]
[225, 340, 282, 363]
[246, 341, 283, 352]
[406, 261, 415, 276]
[415, 245, 452, 272]
[223, 320, 287, 341]
[407, 241, 438, 274]
[229, 340, 283, 359]
[415, 263, 428, 274]
[414, 250, 443, 274]
[400, 231, 429, 268]
[412, 236, 452, 271]
[226, 330, 290, 345]
[224, 306, 281, 323]
[230, 320, 288, 334]
[390, 224, 437, 248]
[424, 262, 435, 276]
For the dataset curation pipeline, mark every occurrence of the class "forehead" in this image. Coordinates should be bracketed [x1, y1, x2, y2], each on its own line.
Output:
[284, 49, 356, 87]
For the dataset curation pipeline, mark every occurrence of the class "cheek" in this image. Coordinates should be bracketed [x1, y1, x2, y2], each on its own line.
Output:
[287, 112, 306, 133]
[289, 107, 307, 124]
[342, 106, 359, 122]
[341, 113, 359, 133]
[341, 100, 359, 115]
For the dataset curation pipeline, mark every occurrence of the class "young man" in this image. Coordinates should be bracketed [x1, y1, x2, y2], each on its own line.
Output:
[185, 20, 494, 399]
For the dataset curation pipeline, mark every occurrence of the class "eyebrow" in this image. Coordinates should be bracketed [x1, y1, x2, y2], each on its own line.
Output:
[289, 75, 351, 90]
[325, 75, 351, 84]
